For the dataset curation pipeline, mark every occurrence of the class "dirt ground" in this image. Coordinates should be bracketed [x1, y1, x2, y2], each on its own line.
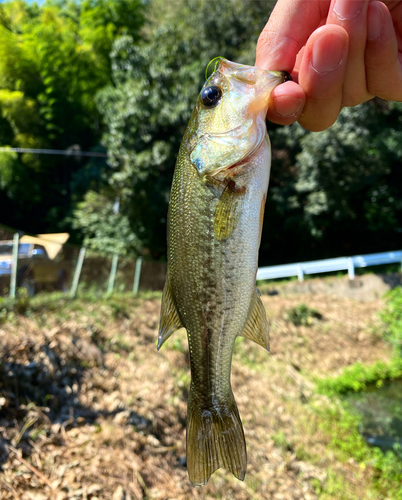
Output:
[0, 289, 392, 499]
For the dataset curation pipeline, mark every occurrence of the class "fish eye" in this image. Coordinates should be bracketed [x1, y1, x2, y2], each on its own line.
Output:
[282, 72, 293, 83]
[200, 85, 222, 108]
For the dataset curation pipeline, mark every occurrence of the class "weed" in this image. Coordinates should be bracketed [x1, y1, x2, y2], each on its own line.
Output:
[313, 400, 402, 499]
[170, 337, 186, 353]
[0, 307, 7, 324]
[380, 286, 402, 355]
[109, 301, 130, 320]
[107, 334, 131, 353]
[316, 358, 402, 395]
[271, 431, 293, 451]
[317, 288, 402, 395]
[319, 469, 361, 500]
[304, 285, 402, 499]
[285, 303, 323, 326]
[0, 287, 31, 319]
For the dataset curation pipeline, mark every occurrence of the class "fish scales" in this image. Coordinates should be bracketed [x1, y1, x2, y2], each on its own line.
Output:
[158, 58, 290, 486]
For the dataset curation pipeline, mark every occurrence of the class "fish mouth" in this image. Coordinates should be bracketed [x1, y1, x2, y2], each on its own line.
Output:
[218, 59, 291, 93]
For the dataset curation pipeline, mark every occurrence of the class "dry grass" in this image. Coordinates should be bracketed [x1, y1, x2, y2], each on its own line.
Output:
[0, 290, 392, 499]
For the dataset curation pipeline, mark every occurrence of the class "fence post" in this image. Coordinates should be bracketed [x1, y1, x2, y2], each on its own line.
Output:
[9, 232, 19, 299]
[70, 246, 86, 299]
[107, 254, 119, 295]
[133, 257, 143, 295]
[347, 257, 355, 280]
[297, 264, 304, 282]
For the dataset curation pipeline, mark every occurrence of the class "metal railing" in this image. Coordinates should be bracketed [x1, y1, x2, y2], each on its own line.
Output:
[257, 250, 402, 282]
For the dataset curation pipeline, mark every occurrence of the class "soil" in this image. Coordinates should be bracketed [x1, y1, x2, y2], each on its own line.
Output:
[0, 290, 392, 499]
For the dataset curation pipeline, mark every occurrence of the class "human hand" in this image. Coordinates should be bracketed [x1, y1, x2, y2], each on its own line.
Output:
[256, 0, 402, 131]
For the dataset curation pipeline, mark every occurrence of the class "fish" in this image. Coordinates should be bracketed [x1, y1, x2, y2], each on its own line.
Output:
[158, 58, 291, 486]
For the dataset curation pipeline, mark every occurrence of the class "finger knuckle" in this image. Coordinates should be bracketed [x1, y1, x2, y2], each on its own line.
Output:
[257, 29, 275, 53]
[367, 79, 402, 102]
[341, 93, 368, 108]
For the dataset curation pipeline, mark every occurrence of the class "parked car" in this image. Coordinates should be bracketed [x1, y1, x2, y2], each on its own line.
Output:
[0, 233, 70, 296]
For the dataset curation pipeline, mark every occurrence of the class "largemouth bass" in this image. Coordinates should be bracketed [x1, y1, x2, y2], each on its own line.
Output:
[158, 58, 290, 486]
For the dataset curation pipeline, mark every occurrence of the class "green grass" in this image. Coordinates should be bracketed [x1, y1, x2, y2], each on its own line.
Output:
[313, 401, 402, 499]
[317, 286, 402, 395]
[316, 358, 402, 395]
[379, 287, 402, 355]
[312, 287, 402, 499]
[3, 284, 402, 499]
[0, 288, 162, 320]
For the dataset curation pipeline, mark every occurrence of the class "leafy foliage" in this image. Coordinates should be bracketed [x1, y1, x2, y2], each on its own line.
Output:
[316, 359, 402, 395]
[72, 191, 140, 256]
[0, 0, 402, 264]
[97, 0, 275, 258]
[0, 0, 145, 234]
[262, 100, 402, 264]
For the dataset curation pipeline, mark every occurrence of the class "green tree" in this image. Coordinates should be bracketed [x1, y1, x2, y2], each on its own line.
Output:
[72, 191, 140, 255]
[97, 0, 276, 258]
[0, 0, 145, 233]
[260, 100, 402, 264]
[295, 100, 402, 255]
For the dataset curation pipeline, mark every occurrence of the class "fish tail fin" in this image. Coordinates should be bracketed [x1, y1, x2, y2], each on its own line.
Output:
[186, 387, 247, 486]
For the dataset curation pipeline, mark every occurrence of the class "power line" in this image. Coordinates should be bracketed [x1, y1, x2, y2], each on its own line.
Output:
[0, 147, 107, 158]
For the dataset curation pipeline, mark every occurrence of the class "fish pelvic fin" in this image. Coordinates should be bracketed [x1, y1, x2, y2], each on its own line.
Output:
[157, 277, 185, 350]
[241, 288, 270, 351]
[186, 388, 247, 486]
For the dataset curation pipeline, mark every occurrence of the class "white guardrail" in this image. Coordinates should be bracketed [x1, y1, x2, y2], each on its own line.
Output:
[257, 250, 402, 282]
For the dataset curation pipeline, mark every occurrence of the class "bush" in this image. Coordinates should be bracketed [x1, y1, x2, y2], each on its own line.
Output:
[316, 358, 402, 395]
[285, 303, 323, 326]
[0, 287, 31, 321]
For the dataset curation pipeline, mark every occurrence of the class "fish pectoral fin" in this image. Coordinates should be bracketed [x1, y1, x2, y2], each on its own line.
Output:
[241, 289, 270, 351]
[214, 180, 245, 240]
[157, 278, 184, 350]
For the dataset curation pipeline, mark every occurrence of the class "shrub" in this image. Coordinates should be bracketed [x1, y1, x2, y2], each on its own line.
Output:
[285, 303, 323, 326]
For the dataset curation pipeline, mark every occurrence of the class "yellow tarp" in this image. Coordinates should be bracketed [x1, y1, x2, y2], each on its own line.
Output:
[20, 233, 69, 260]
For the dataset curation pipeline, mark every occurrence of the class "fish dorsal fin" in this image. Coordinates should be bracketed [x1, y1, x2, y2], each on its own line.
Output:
[241, 289, 270, 351]
[158, 278, 185, 350]
[214, 180, 245, 240]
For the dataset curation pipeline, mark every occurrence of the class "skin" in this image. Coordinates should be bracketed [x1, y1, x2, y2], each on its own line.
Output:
[256, 0, 402, 131]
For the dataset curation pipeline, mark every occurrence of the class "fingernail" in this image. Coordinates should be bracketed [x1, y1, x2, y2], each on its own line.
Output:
[312, 31, 347, 73]
[367, 3, 384, 40]
[273, 96, 303, 117]
[334, 0, 362, 20]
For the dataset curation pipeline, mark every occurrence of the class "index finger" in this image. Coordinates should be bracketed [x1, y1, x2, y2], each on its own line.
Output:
[256, 0, 331, 71]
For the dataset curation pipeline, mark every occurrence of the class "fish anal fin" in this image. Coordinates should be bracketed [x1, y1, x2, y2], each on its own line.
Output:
[214, 180, 245, 240]
[187, 390, 247, 486]
[158, 278, 184, 350]
[241, 289, 270, 351]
